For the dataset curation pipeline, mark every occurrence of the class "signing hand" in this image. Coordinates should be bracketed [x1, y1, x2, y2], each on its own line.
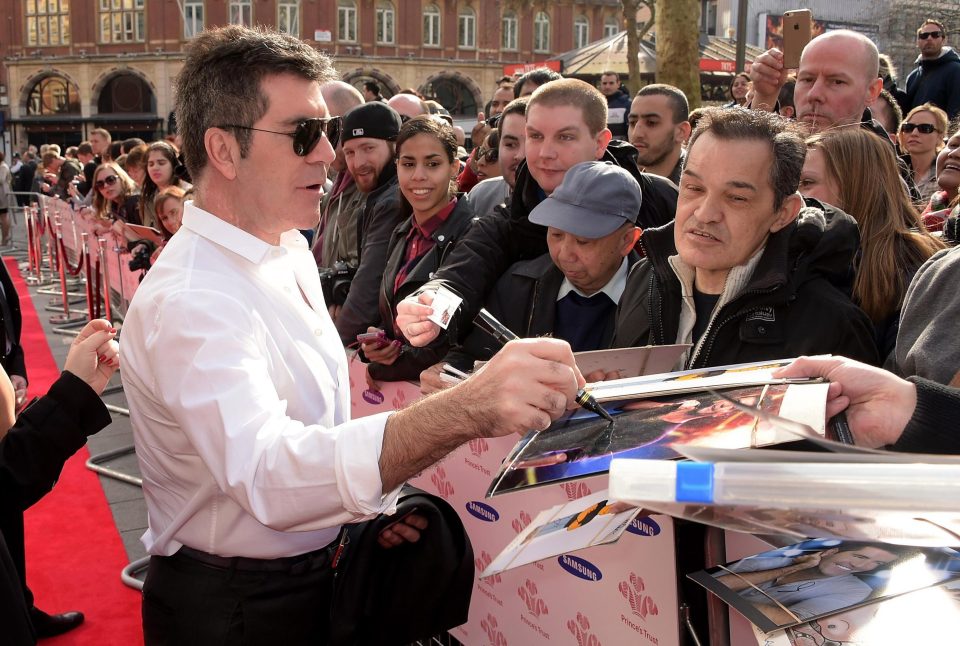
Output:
[63, 319, 120, 395]
[774, 357, 917, 449]
[396, 291, 440, 347]
[459, 338, 584, 436]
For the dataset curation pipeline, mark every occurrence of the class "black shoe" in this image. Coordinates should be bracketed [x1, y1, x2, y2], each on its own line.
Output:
[29, 608, 85, 639]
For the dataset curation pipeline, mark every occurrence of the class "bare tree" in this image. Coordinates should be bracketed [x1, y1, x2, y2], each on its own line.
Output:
[654, 0, 702, 110]
[621, 0, 655, 96]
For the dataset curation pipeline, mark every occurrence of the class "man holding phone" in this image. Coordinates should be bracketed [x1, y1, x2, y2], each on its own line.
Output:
[749, 29, 884, 134]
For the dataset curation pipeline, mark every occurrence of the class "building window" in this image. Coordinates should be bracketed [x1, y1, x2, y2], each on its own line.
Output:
[458, 7, 476, 49]
[574, 15, 589, 49]
[278, 0, 299, 36]
[423, 4, 440, 47]
[26, 75, 81, 115]
[700, 0, 717, 36]
[604, 16, 619, 38]
[501, 11, 517, 51]
[99, 0, 145, 43]
[376, 1, 395, 45]
[533, 11, 550, 53]
[183, 0, 203, 38]
[338, 0, 357, 42]
[228, 0, 251, 26]
[26, 0, 71, 46]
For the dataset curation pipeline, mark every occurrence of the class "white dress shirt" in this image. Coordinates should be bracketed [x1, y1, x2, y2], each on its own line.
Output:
[556, 256, 629, 303]
[121, 202, 396, 559]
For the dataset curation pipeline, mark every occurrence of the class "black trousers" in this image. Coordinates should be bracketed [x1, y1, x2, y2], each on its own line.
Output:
[142, 547, 336, 646]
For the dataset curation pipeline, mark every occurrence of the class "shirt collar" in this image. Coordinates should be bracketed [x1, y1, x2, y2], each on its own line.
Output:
[181, 201, 308, 264]
[556, 256, 629, 303]
[411, 197, 458, 239]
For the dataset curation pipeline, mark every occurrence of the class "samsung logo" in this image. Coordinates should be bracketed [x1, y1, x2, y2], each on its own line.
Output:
[558, 554, 602, 581]
[466, 501, 500, 522]
[626, 516, 661, 537]
[361, 389, 384, 405]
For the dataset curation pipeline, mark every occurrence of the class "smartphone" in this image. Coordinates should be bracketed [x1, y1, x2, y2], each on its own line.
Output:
[782, 9, 813, 69]
[356, 330, 388, 348]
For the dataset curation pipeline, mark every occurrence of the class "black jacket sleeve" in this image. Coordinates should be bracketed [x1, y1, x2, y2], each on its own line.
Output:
[336, 192, 403, 343]
[0, 371, 112, 511]
[891, 377, 960, 454]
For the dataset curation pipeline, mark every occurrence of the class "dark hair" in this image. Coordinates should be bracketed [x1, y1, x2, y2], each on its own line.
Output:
[778, 76, 796, 112]
[919, 19, 947, 37]
[514, 68, 563, 98]
[497, 97, 529, 137]
[125, 144, 149, 176]
[395, 115, 459, 215]
[78, 142, 94, 156]
[877, 89, 905, 132]
[600, 70, 620, 81]
[140, 140, 184, 220]
[636, 83, 690, 123]
[108, 141, 123, 161]
[122, 137, 146, 154]
[363, 80, 381, 96]
[174, 25, 335, 180]
[687, 108, 805, 210]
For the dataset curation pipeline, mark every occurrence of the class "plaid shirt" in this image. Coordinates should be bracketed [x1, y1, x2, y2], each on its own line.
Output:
[392, 197, 458, 296]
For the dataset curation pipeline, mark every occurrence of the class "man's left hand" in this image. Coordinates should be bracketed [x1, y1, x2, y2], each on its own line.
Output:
[377, 513, 429, 548]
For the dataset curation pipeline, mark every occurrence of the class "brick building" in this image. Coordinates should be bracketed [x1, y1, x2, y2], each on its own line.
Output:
[0, 0, 626, 151]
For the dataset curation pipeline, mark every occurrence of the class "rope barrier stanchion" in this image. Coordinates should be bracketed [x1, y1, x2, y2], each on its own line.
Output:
[97, 236, 112, 324]
[49, 215, 88, 327]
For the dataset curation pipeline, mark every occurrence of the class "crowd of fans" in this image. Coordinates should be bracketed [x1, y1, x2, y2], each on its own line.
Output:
[4, 18, 960, 643]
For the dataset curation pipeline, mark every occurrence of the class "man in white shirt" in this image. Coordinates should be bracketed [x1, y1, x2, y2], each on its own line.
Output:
[120, 26, 583, 646]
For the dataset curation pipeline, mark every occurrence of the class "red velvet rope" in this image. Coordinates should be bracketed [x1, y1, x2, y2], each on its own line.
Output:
[57, 235, 85, 277]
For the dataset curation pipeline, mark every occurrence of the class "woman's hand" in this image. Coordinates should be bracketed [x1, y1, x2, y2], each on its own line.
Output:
[361, 327, 401, 365]
[63, 320, 120, 395]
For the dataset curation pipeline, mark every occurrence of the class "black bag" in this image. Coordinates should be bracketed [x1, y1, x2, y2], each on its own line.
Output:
[329, 486, 474, 645]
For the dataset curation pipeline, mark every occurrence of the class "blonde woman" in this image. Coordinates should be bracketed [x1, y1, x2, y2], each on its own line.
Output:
[898, 103, 948, 203]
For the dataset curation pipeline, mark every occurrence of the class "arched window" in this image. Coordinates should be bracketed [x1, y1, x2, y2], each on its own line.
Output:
[338, 0, 357, 42]
[533, 11, 550, 53]
[97, 73, 155, 114]
[376, 1, 395, 45]
[458, 7, 476, 49]
[604, 15, 620, 39]
[423, 4, 440, 47]
[277, 0, 299, 36]
[574, 15, 589, 49]
[501, 11, 518, 51]
[26, 75, 81, 116]
[421, 75, 477, 116]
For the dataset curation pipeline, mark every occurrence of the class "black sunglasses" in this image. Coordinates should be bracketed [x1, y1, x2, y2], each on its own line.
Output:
[918, 31, 943, 39]
[94, 175, 119, 190]
[901, 122, 939, 134]
[218, 116, 342, 156]
[477, 147, 499, 164]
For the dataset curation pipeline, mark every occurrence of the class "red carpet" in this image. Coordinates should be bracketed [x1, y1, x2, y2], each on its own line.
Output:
[8, 258, 143, 645]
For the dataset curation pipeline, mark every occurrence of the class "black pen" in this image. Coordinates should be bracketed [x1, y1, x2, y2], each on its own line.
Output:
[474, 308, 615, 423]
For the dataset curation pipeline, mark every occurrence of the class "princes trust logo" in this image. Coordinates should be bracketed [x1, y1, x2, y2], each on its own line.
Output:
[475, 551, 501, 585]
[481, 613, 508, 646]
[567, 612, 602, 646]
[561, 481, 592, 500]
[619, 573, 659, 620]
[511, 510, 532, 534]
[469, 437, 489, 457]
[430, 465, 454, 498]
[517, 579, 549, 617]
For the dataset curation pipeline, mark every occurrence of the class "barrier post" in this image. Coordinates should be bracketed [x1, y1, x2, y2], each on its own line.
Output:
[97, 236, 112, 324]
[49, 215, 88, 326]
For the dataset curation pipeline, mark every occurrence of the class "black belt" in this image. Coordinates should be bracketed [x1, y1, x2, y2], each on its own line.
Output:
[174, 537, 339, 575]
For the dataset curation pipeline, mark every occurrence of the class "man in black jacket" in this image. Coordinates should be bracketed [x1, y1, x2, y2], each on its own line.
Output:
[1, 320, 118, 645]
[397, 78, 678, 349]
[334, 102, 404, 343]
[437, 161, 643, 382]
[613, 107, 878, 370]
[905, 19, 960, 120]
